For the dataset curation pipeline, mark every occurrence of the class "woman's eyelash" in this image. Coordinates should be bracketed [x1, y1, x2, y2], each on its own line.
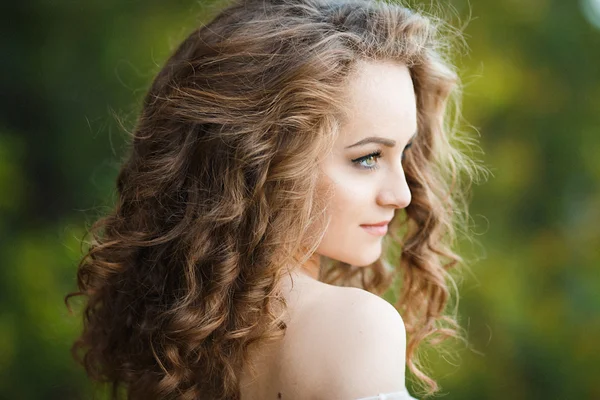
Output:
[351, 142, 413, 171]
[352, 150, 382, 171]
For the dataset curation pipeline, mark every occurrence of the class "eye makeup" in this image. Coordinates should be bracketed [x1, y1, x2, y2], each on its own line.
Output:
[351, 140, 414, 171]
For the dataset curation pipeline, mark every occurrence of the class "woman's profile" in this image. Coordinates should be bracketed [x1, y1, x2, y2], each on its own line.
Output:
[66, 0, 481, 398]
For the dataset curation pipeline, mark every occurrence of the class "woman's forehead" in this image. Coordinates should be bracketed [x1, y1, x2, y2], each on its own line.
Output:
[337, 60, 418, 147]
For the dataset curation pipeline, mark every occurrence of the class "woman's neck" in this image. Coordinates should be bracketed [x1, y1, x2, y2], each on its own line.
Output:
[299, 252, 321, 280]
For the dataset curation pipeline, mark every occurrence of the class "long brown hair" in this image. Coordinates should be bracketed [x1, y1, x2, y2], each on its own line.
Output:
[66, 0, 483, 398]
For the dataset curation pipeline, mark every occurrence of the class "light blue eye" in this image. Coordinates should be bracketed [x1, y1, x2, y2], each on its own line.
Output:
[351, 141, 413, 171]
[352, 151, 382, 170]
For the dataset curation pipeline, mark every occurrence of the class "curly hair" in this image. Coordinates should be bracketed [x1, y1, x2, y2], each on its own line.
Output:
[65, 0, 483, 398]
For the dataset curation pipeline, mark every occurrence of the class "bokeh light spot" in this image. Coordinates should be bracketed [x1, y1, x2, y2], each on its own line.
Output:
[581, 0, 600, 29]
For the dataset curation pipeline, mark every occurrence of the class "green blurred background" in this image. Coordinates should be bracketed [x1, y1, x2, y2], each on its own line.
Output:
[1, 0, 599, 398]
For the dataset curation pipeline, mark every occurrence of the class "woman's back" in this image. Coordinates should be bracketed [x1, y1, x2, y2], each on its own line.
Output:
[239, 271, 412, 400]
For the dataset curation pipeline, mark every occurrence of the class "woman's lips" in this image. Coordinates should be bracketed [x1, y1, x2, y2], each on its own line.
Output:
[360, 224, 388, 236]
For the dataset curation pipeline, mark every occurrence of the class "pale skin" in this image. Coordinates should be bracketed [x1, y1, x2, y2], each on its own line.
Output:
[239, 60, 418, 399]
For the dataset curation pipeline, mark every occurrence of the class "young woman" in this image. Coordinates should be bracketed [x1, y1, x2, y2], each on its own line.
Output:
[66, 0, 481, 398]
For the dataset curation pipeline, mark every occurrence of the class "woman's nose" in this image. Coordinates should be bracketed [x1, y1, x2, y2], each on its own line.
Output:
[376, 169, 412, 209]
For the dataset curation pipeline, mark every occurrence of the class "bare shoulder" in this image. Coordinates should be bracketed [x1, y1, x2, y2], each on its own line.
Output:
[312, 286, 408, 399]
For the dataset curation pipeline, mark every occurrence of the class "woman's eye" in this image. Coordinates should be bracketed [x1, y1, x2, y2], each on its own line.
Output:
[401, 142, 413, 161]
[351, 142, 413, 171]
[352, 151, 382, 170]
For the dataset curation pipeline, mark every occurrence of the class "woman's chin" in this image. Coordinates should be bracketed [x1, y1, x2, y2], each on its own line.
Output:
[320, 242, 383, 267]
[343, 248, 383, 267]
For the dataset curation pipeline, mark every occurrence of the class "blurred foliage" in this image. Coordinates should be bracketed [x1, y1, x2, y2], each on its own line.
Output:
[1, 0, 599, 398]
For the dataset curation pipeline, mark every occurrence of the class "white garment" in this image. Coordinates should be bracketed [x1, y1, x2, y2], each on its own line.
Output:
[355, 389, 418, 400]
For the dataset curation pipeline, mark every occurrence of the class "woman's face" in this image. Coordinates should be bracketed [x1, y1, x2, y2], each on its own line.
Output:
[315, 60, 417, 267]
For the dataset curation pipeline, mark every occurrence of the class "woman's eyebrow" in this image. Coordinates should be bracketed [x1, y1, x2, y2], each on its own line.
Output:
[345, 130, 418, 149]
